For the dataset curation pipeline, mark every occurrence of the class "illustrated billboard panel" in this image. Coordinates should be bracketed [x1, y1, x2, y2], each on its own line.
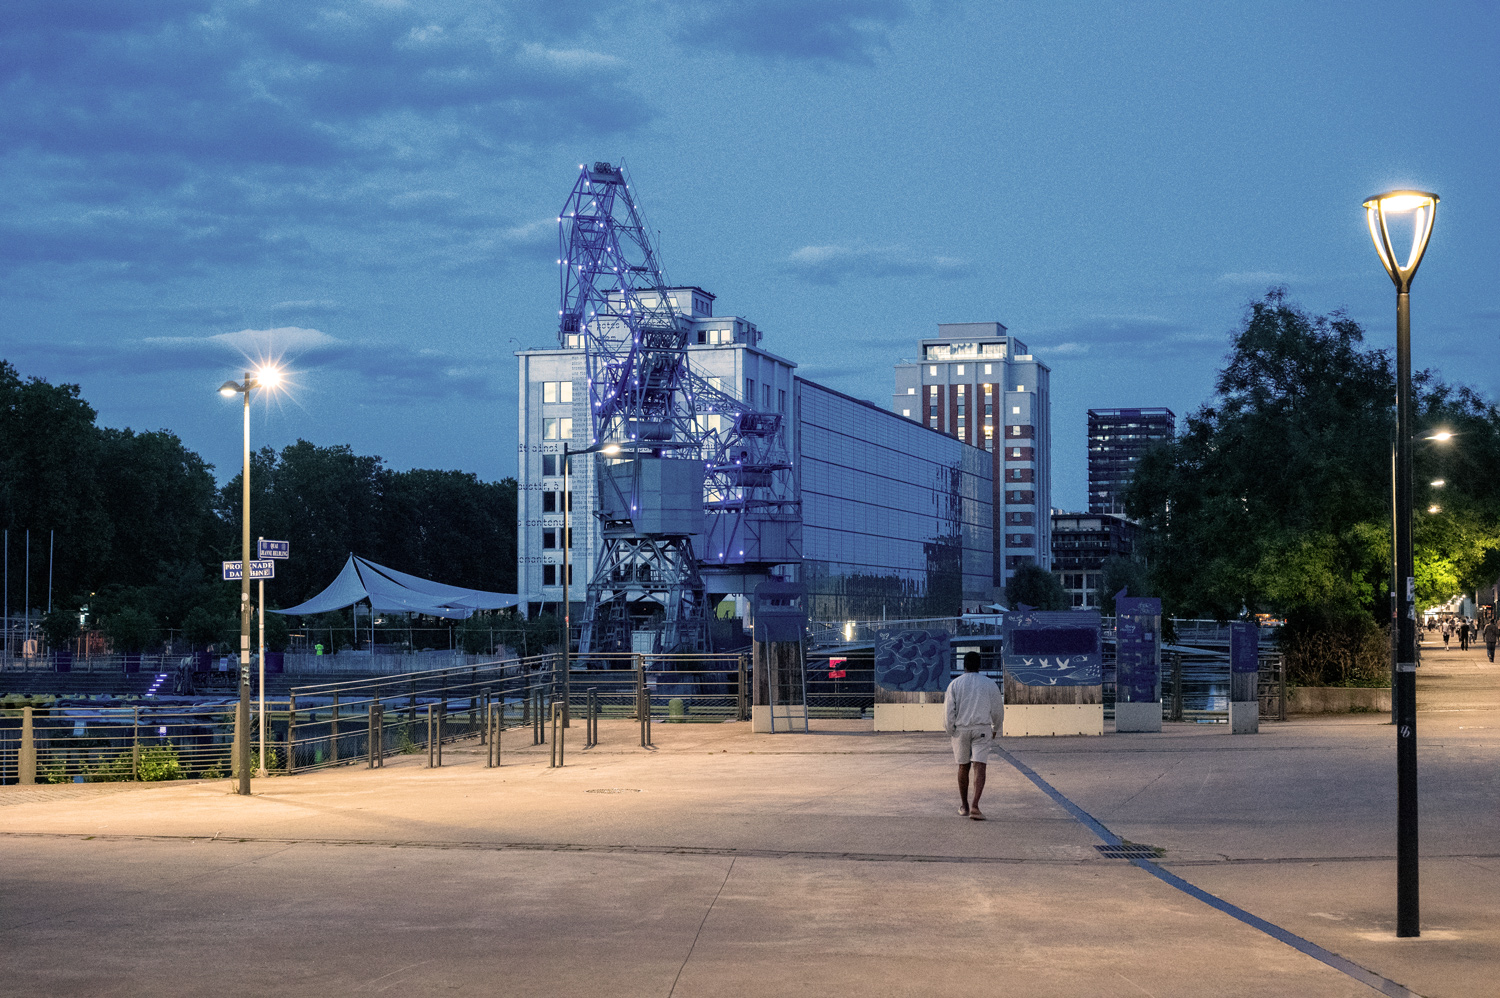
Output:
[874, 629, 951, 692]
[1002, 610, 1102, 686]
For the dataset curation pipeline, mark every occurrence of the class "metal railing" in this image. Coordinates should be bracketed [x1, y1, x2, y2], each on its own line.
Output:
[1, 704, 243, 784]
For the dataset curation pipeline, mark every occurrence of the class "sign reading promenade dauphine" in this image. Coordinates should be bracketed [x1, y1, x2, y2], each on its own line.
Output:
[1001, 609, 1102, 686]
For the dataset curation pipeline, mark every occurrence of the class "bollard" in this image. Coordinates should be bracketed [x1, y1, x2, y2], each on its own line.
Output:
[550, 702, 565, 767]
[479, 686, 491, 745]
[19, 705, 35, 785]
[427, 702, 446, 767]
[330, 693, 340, 765]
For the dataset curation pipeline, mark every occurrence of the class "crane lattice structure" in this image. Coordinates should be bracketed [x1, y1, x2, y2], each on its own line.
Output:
[557, 162, 799, 655]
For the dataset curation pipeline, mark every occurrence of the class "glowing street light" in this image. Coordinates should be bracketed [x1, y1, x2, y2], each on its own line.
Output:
[1363, 188, 1438, 938]
[218, 366, 283, 794]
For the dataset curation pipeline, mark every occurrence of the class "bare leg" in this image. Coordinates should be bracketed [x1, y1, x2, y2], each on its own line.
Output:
[957, 763, 970, 814]
[970, 762, 987, 810]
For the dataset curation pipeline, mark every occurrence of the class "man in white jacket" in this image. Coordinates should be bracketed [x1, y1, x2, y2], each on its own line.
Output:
[945, 650, 1005, 819]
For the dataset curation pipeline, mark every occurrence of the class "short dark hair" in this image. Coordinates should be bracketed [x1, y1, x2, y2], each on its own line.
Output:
[963, 651, 981, 672]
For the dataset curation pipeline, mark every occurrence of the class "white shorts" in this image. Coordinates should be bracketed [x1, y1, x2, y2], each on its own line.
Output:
[951, 725, 994, 765]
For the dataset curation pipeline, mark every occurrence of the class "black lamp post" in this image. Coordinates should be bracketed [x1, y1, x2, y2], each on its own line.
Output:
[1362, 189, 1438, 938]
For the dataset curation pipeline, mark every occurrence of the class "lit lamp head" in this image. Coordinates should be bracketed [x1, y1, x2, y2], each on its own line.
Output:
[253, 365, 283, 390]
[1363, 190, 1438, 292]
[218, 380, 244, 397]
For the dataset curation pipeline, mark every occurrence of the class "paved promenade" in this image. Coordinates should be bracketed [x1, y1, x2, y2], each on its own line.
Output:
[3, 642, 1496, 997]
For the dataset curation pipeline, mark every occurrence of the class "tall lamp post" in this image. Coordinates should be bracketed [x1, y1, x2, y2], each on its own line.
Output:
[561, 440, 620, 689]
[219, 367, 282, 796]
[1363, 189, 1438, 938]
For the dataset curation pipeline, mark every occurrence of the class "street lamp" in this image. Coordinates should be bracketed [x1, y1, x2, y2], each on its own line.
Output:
[1363, 188, 1438, 938]
[218, 366, 282, 795]
[561, 439, 619, 698]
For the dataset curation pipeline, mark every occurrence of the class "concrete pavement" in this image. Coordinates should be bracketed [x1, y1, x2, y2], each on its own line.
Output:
[2, 644, 1495, 997]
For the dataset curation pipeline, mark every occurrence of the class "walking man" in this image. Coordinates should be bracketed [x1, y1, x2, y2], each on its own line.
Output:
[945, 651, 1004, 820]
[1459, 619, 1471, 651]
[1485, 618, 1497, 663]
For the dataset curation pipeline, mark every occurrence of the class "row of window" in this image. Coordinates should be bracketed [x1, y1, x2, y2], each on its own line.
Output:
[540, 491, 573, 513]
[540, 527, 574, 549]
[543, 417, 574, 440]
[744, 378, 787, 412]
[542, 381, 574, 404]
[1060, 573, 1102, 591]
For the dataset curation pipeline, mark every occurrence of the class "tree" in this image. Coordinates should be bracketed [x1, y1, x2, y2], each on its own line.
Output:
[40, 607, 78, 653]
[1093, 556, 1150, 615]
[1005, 562, 1068, 611]
[102, 607, 159, 654]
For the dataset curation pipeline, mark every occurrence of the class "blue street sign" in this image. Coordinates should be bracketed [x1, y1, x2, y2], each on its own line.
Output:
[223, 560, 275, 580]
[258, 539, 290, 559]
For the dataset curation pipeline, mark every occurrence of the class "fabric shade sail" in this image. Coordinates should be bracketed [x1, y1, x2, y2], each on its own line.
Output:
[271, 554, 520, 619]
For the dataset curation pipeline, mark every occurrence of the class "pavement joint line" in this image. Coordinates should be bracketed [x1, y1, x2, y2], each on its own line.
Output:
[0, 831, 1100, 865]
[995, 745, 1422, 998]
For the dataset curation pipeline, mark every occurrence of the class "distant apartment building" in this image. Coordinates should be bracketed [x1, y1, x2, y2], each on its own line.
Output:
[894, 322, 1052, 585]
[1050, 511, 1136, 609]
[1087, 407, 1175, 515]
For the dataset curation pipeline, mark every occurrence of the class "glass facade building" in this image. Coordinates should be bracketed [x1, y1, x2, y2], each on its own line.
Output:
[796, 378, 993, 621]
[1087, 407, 1175, 515]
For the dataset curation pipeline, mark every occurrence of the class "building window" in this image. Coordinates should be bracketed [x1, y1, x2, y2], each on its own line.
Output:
[1011, 425, 1021, 436]
[542, 529, 556, 549]
[984, 364, 992, 375]
[745, 378, 754, 402]
[778, 389, 786, 412]
[1012, 406, 1021, 415]
[764, 384, 772, 409]
[1016, 384, 1024, 392]
[929, 365, 938, 376]
[542, 492, 556, 513]
[544, 418, 558, 440]
[543, 564, 555, 586]
[542, 381, 574, 404]
[956, 364, 964, 375]
[542, 454, 557, 476]
[907, 387, 916, 395]
[902, 409, 911, 418]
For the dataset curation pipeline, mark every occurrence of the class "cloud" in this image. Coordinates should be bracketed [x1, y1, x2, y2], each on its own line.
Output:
[1039, 316, 1225, 356]
[1218, 271, 1294, 287]
[0, 2, 653, 280]
[676, 0, 914, 64]
[784, 243, 969, 285]
[11, 325, 506, 400]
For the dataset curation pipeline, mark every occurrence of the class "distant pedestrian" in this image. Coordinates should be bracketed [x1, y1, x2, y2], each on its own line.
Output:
[1442, 621, 1451, 648]
[944, 651, 1005, 820]
[1485, 620, 1497, 663]
[1459, 620, 1471, 651]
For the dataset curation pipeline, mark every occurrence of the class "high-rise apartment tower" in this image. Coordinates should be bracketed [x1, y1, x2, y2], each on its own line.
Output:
[894, 322, 1051, 584]
[1086, 408, 1175, 515]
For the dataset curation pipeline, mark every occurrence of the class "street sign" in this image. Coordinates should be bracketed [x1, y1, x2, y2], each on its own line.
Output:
[258, 539, 290, 559]
[223, 560, 275, 581]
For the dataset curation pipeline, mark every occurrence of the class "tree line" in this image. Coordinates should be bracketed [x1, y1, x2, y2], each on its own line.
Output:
[1122, 291, 1500, 684]
[0, 360, 518, 653]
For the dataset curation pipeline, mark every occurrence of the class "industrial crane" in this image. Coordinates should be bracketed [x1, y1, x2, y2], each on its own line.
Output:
[557, 162, 799, 655]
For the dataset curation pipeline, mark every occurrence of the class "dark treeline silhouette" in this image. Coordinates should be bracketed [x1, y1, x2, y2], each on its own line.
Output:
[1, 360, 517, 652]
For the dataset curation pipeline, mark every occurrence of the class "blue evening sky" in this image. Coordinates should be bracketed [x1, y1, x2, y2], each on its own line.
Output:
[2, 1, 1495, 511]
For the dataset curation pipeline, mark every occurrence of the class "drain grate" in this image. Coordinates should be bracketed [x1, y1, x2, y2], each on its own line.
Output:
[586, 788, 642, 794]
[1096, 843, 1162, 860]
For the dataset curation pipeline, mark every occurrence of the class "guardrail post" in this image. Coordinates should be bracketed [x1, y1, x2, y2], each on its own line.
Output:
[737, 654, 748, 721]
[285, 693, 297, 775]
[486, 703, 501, 767]
[133, 706, 141, 781]
[560, 651, 570, 728]
[586, 687, 598, 748]
[550, 702, 564, 767]
[1169, 652, 1184, 722]
[367, 700, 378, 768]
[330, 693, 340, 765]
[19, 705, 35, 785]
[1278, 653, 1288, 722]
[479, 686, 491, 745]
[427, 703, 435, 767]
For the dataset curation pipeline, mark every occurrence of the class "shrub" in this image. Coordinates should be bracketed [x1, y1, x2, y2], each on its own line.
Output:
[1280, 613, 1389, 687]
[137, 743, 181, 781]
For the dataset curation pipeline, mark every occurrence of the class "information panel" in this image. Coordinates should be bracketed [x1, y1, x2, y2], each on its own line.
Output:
[1230, 621, 1260, 674]
[874, 628, 951, 692]
[1115, 595, 1162, 704]
[1001, 610, 1102, 686]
